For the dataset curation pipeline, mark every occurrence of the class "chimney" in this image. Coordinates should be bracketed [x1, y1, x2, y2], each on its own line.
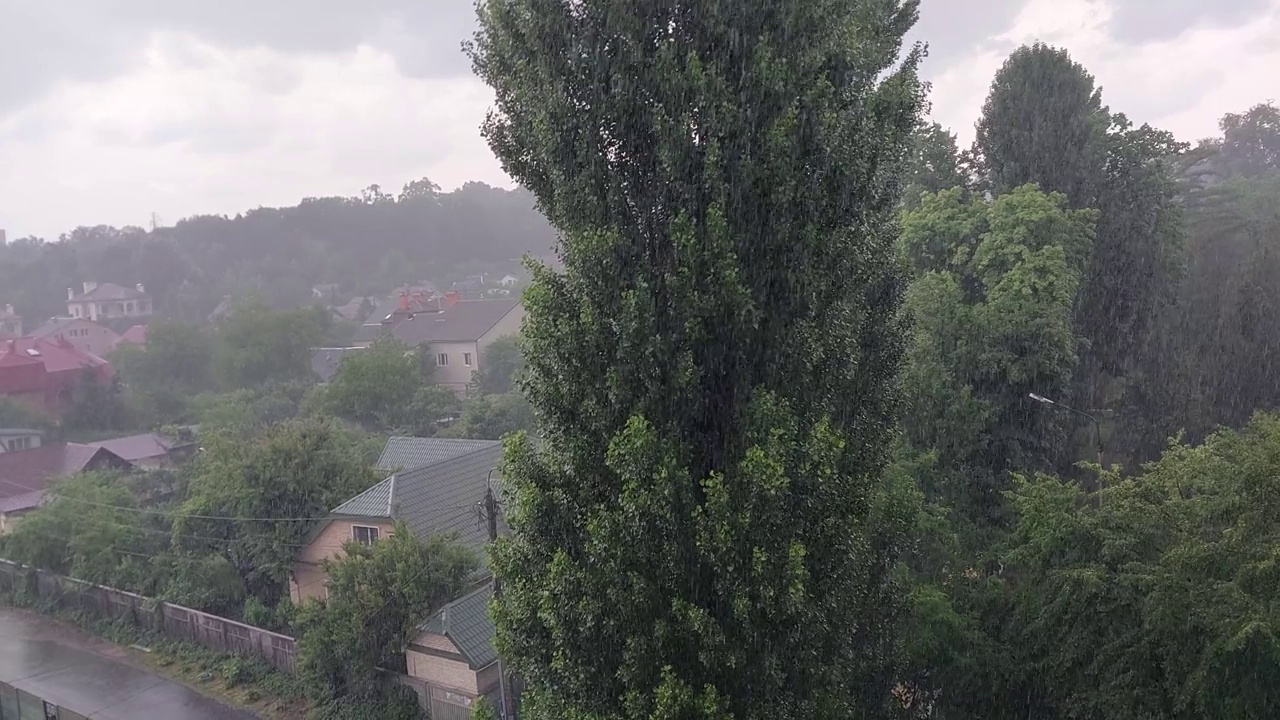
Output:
[83, 281, 97, 294]
[398, 291, 410, 311]
[445, 291, 460, 307]
[68, 287, 75, 301]
[136, 283, 145, 294]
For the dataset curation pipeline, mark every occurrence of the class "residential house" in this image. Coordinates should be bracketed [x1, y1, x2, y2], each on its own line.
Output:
[90, 432, 193, 469]
[289, 437, 502, 604]
[29, 317, 121, 357]
[0, 305, 21, 338]
[0, 442, 132, 532]
[0, 338, 114, 419]
[498, 274, 519, 287]
[311, 284, 341, 303]
[408, 584, 515, 719]
[0, 429, 42, 454]
[309, 347, 366, 383]
[289, 436, 508, 716]
[351, 295, 523, 395]
[66, 282, 153, 322]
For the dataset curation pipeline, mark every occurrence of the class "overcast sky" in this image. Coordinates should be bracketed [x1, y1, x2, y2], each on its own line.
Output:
[2, 0, 1277, 240]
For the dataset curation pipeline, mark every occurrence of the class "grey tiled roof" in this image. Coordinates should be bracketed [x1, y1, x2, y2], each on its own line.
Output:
[391, 444, 503, 552]
[332, 475, 394, 518]
[327, 442, 503, 553]
[422, 584, 497, 669]
[376, 437, 499, 473]
[352, 299, 520, 347]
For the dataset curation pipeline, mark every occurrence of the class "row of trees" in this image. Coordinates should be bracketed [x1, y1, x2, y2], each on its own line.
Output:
[467, 1, 1280, 718]
[0, 180, 554, 324]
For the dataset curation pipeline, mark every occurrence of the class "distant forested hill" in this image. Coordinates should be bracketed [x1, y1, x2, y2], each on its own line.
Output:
[0, 179, 556, 323]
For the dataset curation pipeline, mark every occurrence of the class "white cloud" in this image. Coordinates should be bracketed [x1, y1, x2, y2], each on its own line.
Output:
[2, 1, 1278, 240]
[0, 31, 505, 239]
[924, 0, 1280, 146]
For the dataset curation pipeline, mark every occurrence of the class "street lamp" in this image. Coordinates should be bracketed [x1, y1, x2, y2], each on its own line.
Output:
[1029, 393, 1104, 467]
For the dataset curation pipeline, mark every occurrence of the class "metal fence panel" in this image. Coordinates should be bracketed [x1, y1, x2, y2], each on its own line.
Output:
[0, 681, 18, 720]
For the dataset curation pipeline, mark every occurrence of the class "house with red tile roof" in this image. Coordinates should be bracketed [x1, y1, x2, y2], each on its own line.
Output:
[0, 442, 132, 532]
[0, 337, 114, 420]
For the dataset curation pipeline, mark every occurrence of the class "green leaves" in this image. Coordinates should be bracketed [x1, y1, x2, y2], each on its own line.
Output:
[472, 0, 925, 716]
[296, 525, 478, 704]
[900, 185, 1097, 526]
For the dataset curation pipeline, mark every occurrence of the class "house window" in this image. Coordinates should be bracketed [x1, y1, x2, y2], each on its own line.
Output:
[436, 353, 449, 366]
[352, 525, 380, 546]
[463, 352, 473, 366]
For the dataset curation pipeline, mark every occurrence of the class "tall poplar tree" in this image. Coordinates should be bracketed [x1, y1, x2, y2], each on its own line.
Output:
[469, 1, 925, 717]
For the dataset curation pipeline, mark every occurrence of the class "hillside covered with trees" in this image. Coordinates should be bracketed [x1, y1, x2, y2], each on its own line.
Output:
[0, 179, 556, 322]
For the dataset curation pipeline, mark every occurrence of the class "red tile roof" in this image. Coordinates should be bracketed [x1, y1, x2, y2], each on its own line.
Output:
[0, 337, 110, 374]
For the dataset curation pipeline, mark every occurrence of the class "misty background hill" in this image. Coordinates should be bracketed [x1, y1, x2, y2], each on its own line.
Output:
[0, 178, 555, 323]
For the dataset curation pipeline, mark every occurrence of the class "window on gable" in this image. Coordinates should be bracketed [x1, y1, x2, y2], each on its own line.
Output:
[464, 352, 473, 366]
[352, 525, 381, 546]
[436, 353, 449, 366]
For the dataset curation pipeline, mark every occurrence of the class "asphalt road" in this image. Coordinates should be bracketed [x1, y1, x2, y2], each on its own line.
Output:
[0, 607, 257, 719]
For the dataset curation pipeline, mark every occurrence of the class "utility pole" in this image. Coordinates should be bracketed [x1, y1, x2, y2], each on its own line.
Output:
[483, 468, 509, 718]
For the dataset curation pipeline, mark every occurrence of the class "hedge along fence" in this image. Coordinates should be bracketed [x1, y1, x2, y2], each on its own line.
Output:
[0, 559, 296, 673]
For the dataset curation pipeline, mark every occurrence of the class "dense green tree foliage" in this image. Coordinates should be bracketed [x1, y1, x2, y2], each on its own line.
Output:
[212, 302, 331, 389]
[469, 335, 524, 396]
[899, 185, 1097, 525]
[323, 339, 425, 428]
[297, 526, 477, 708]
[471, 0, 924, 716]
[174, 419, 380, 608]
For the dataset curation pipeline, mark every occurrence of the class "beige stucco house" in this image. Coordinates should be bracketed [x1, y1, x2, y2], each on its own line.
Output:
[289, 437, 509, 716]
[29, 317, 121, 357]
[289, 437, 503, 604]
[351, 293, 523, 395]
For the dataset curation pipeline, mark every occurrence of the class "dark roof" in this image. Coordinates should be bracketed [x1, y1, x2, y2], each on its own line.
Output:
[0, 443, 127, 512]
[376, 437, 499, 473]
[90, 433, 172, 462]
[325, 442, 502, 553]
[421, 584, 497, 669]
[310, 347, 366, 383]
[353, 299, 520, 346]
[332, 474, 394, 518]
[71, 283, 147, 302]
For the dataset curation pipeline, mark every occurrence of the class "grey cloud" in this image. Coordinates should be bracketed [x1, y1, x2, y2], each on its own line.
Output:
[1106, 0, 1272, 43]
[910, 0, 1027, 66]
[0, 0, 476, 113]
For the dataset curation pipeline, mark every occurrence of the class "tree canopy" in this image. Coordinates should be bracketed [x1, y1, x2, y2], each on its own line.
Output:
[472, 0, 925, 716]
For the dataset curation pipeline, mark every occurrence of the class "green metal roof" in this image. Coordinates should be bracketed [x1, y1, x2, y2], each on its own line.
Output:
[376, 437, 499, 473]
[422, 584, 497, 669]
[331, 474, 394, 518]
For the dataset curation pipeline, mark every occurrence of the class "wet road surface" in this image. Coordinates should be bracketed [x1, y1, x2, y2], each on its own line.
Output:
[0, 607, 257, 719]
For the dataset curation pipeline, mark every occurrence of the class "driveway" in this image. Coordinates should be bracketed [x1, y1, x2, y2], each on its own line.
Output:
[0, 606, 257, 719]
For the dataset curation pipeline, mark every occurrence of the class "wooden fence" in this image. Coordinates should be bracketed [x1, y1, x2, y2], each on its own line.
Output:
[0, 559, 295, 674]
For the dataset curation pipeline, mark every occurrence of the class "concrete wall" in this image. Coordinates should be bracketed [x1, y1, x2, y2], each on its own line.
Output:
[290, 518, 395, 603]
